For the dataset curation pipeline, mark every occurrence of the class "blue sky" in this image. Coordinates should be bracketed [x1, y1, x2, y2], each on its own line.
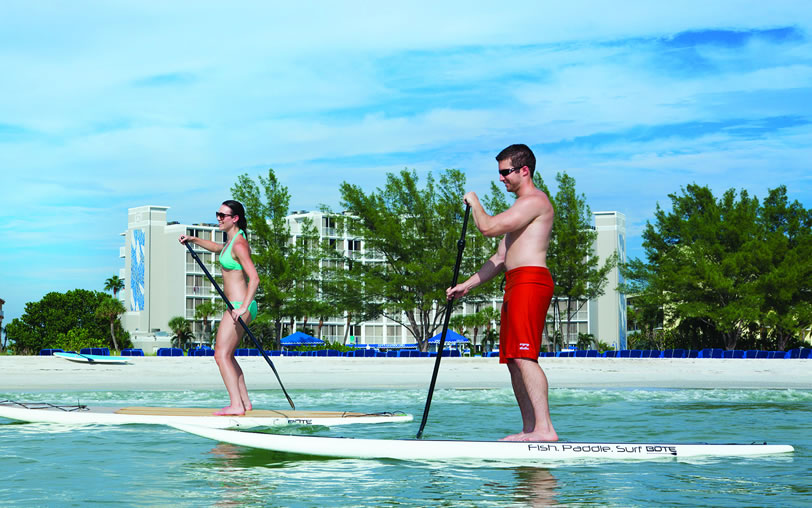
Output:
[1, 2, 810, 326]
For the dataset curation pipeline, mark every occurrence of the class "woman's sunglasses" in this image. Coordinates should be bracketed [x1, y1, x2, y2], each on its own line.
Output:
[215, 212, 235, 220]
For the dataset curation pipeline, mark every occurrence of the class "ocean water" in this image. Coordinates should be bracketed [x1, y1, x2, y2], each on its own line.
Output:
[1, 387, 809, 507]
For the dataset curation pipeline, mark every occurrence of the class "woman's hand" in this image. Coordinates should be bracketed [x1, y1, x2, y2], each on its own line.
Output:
[179, 234, 196, 244]
[230, 305, 248, 321]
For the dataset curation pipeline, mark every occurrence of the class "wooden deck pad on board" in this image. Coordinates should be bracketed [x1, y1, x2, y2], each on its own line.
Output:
[114, 407, 386, 418]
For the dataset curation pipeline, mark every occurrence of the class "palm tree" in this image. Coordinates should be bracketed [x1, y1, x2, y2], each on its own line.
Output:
[95, 297, 126, 352]
[104, 275, 125, 299]
[194, 300, 224, 345]
[168, 316, 195, 350]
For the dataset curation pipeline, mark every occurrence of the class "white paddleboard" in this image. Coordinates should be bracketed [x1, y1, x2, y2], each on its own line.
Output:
[0, 402, 412, 429]
[53, 352, 130, 364]
[172, 424, 795, 462]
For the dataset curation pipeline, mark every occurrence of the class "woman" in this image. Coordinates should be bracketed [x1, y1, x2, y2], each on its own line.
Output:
[179, 200, 259, 416]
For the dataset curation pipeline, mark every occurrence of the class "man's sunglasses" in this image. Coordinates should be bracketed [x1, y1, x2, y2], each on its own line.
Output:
[498, 166, 525, 177]
[215, 212, 235, 220]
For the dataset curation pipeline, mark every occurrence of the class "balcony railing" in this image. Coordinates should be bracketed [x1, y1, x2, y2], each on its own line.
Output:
[186, 262, 217, 273]
[186, 286, 214, 296]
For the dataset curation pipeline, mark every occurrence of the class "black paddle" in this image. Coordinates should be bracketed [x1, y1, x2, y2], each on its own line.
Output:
[184, 241, 295, 409]
[416, 203, 471, 439]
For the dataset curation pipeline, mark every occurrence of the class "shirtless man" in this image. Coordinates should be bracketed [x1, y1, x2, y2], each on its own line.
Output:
[446, 144, 558, 442]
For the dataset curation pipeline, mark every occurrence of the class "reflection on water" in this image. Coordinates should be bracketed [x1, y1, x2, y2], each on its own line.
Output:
[513, 467, 560, 507]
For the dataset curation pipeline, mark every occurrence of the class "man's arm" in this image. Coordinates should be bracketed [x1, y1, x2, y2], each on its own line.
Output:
[465, 191, 543, 238]
[446, 238, 506, 300]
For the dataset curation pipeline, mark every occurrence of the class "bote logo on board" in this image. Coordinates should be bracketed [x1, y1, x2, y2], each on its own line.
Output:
[646, 445, 678, 455]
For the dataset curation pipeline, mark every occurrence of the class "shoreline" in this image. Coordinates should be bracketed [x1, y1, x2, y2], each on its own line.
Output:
[1, 356, 810, 391]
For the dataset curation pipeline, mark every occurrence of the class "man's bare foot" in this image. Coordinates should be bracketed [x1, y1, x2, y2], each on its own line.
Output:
[214, 406, 245, 416]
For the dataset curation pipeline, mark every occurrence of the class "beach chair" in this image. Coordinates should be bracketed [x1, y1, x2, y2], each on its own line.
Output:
[800, 348, 811, 359]
[723, 350, 744, 359]
[630, 349, 643, 358]
[602, 350, 617, 357]
[265, 350, 282, 356]
[585, 350, 598, 357]
[787, 348, 802, 359]
[386, 350, 399, 357]
[767, 351, 786, 359]
[618, 350, 631, 358]
[157, 347, 184, 356]
[39, 348, 64, 356]
[487, 351, 499, 358]
[574, 350, 588, 357]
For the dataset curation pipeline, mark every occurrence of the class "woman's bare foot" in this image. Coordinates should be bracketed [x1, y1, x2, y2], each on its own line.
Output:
[214, 406, 245, 416]
[499, 431, 526, 441]
[517, 430, 558, 442]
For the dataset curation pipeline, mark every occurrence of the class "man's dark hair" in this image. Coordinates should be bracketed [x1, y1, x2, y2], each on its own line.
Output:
[496, 144, 536, 177]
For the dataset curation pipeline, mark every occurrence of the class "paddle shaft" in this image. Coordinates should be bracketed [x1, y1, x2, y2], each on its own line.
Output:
[416, 204, 471, 439]
[184, 241, 295, 409]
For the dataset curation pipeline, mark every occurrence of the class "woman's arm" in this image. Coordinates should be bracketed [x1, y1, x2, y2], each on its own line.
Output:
[179, 234, 224, 253]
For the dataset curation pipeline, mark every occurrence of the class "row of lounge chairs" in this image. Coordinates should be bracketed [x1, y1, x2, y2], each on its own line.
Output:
[38, 346, 811, 359]
[522, 348, 811, 359]
[38, 348, 145, 356]
[182, 347, 463, 357]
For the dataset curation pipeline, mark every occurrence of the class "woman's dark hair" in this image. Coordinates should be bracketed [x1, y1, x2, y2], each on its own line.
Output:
[222, 199, 248, 234]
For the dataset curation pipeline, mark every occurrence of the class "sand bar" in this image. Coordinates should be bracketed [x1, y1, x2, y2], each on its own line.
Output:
[1, 356, 810, 391]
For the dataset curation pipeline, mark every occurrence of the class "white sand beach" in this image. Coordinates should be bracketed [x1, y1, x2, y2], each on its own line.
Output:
[1, 356, 810, 391]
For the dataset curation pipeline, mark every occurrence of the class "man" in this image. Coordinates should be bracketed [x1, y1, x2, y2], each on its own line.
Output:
[446, 143, 557, 442]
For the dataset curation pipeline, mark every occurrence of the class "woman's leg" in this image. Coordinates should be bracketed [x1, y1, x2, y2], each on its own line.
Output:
[213, 310, 250, 415]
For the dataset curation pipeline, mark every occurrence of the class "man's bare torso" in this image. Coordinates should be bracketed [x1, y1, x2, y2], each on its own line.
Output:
[503, 189, 553, 271]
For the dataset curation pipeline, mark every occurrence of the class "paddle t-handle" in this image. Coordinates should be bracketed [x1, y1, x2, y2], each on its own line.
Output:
[416, 203, 471, 439]
[183, 240, 295, 409]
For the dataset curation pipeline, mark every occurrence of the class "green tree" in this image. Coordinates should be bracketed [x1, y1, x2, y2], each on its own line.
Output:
[336, 169, 494, 351]
[230, 169, 323, 345]
[55, 328, 107, 352]
[756, 185, 812, 349]
[168, 316, 195, 350]
[622, 184, 765, 350]
[104, 275, 125, 298]
[95, 296, 127, 352]
[576, 332, 594, 350]
[5, 289, 122, 354]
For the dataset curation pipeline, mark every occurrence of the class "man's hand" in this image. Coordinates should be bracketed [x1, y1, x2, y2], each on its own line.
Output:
[446, 283, 469, 301]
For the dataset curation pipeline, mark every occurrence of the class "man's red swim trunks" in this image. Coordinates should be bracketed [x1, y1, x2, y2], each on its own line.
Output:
[499, 266, 554, 364]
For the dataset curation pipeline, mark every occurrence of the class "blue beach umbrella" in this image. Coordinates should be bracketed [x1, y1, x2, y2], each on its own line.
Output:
[427, 329, 470, 345]
[280, 331, 324, 347]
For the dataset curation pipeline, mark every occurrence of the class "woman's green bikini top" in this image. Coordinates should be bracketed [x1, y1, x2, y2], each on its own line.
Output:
[220, 230, 245, 271]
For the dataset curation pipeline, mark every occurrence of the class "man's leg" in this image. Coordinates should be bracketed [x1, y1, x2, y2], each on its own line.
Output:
[502, 358, 558, 442]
